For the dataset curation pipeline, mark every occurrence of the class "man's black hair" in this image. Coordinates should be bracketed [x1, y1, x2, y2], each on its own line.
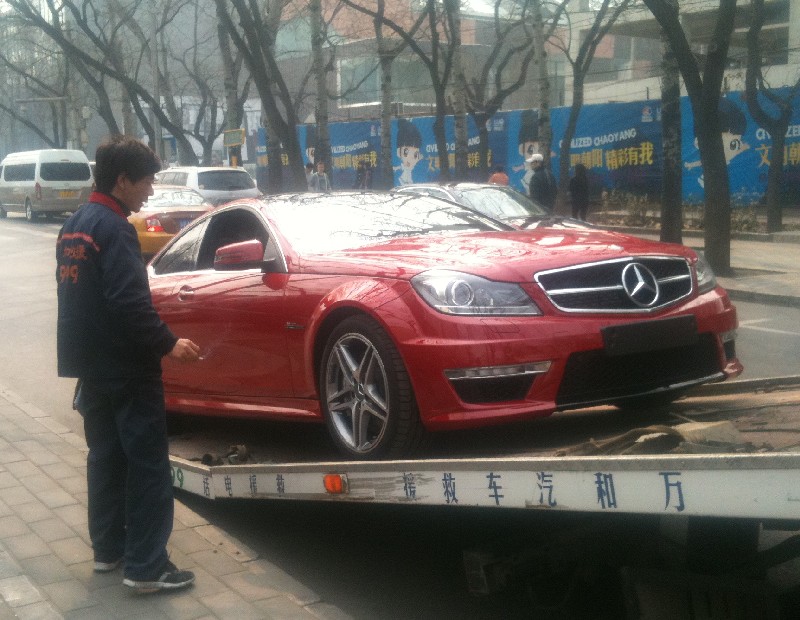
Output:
[94, 135, 162, 194]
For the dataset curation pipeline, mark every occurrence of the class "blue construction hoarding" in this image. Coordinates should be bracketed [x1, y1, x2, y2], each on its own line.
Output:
[259, 88, 800, 205]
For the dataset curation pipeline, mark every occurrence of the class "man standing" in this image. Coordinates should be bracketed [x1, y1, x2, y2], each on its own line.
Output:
[309, 161, 332, 192]
[527, 153, 557, 211]
[56, 135, 200, 594]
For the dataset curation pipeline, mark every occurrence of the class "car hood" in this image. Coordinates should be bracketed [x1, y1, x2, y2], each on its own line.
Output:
[298, 228, 694, 281]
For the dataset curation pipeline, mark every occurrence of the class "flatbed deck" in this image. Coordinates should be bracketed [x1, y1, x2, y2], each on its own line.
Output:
[168, 380, 800, 519]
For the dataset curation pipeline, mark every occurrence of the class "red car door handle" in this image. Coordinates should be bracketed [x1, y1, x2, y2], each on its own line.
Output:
[177, 286, 195, 301]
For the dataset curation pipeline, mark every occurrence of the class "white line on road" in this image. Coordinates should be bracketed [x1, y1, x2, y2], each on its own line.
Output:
[738, 324, 800, 337]
[0, 229, 59, 240]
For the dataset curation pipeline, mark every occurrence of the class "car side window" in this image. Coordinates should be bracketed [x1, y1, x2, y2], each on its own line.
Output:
[4, 163, 36, 181]
[151, 219, 209, 275]
[196, 209, 271, 270]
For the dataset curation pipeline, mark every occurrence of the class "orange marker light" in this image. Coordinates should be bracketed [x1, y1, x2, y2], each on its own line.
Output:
[323, 474, 348, 494]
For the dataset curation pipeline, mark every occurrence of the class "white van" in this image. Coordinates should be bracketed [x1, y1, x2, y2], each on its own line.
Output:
[0, 149, 93, 221]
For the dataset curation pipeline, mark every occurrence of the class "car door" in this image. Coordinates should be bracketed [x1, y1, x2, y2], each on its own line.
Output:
[151, 207, 292, 399]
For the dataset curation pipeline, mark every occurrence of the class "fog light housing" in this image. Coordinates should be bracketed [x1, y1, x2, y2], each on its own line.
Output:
[445, 362, 551, 404]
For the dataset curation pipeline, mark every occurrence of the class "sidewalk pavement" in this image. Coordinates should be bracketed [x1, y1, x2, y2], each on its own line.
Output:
[0, 232, 798, 620]
[0, 383, 351, 619]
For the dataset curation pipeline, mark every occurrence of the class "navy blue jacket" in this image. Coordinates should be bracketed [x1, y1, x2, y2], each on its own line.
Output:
[56, 192, 177, 379]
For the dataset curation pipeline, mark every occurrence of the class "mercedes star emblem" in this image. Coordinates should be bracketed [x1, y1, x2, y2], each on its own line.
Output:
[621, 262, 660, 307]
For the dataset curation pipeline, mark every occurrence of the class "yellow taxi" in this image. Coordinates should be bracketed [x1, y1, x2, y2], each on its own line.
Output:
[129, 185, 214, 260]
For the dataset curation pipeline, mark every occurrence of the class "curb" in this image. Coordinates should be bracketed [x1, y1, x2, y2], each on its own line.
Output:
[723, 288, 800, 309]
[689, 374, 800, 397]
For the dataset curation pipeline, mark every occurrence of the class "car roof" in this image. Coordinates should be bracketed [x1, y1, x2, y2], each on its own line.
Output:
[397, 182, 503, 190]
[158, 166, 249, 173]
[153, 184, 197, 190]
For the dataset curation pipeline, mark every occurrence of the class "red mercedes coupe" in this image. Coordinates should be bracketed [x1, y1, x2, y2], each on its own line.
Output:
[148, 192, 742, 459]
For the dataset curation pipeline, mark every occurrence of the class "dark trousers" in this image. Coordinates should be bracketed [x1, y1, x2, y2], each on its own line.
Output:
[77, 377, 173, 580]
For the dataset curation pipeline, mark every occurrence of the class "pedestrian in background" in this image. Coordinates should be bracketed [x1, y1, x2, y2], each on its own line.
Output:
[305, 162, 315, 190]
[487, 165, 509, 186]
[56, 135, 200, 594]
[354, 160, 373, 189]
[527, 153, 557, 211]
[569, 163, 590, 221]
[309, 161, 332, 192]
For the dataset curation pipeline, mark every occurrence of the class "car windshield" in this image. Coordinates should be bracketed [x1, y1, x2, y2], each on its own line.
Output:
[197, 170, 255, 190]
[146, 188, 209, 207]
[456, 186, 548, 220]
[267, 193, 510, 254]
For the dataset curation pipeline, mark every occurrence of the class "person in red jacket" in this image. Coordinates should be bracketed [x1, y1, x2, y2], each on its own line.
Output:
[56, 135, 200, 594]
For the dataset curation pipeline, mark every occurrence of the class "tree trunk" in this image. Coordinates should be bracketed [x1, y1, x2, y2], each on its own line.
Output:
[379, 54, 394, 189]
[447, 0, 468, 180]
[766, 125, 787, 232]
[311, 0, 331, 178]
[660, 12, 683, 244]
[695, 109, 731, 274]
[532, 0, 553, 169]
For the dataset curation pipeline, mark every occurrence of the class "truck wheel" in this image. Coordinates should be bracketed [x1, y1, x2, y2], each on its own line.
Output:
[25, 200, 36, 222]
[0, 206, 6, 219]
[319, 315, 426, 459]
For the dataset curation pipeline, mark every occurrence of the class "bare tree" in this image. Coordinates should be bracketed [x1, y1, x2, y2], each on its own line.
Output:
[341, 0, 457, 181]
[215, 0, 307, 192]
[529, 0, 560, 172]
[216, 2, 252, 168]
[339, 0, 425, 187]
[463, 1, 540, 178]
[5, 0, 201, 160]
[0, 8, 122, 148]
[0, 37, 68, 148]
[744, 0, 800, 233]
[551, 0, 631, 214]
[643, 0, 737, 275]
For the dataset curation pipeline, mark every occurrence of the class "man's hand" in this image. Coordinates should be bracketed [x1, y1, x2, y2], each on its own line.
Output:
[168, 338, 201, 363]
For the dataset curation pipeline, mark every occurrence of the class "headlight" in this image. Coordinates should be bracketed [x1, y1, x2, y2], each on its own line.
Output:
[411, 270, 541, 315]
[695, 253, 717, 294]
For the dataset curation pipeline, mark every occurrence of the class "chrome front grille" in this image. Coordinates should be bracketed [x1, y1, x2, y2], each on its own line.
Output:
[535, 257, 693, 313]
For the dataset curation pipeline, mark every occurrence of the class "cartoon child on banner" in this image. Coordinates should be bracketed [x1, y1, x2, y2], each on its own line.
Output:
[684, 97, 749, 188]
[394, 119, 423, 185]
[512, 110, 541, 194]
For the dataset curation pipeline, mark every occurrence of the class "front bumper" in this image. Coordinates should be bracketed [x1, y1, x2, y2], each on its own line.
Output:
[380, 287, 741, 431]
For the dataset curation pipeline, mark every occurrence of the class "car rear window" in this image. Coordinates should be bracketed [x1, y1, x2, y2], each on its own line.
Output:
[40, 162, 91, 181]
[197, 170, 255, 191]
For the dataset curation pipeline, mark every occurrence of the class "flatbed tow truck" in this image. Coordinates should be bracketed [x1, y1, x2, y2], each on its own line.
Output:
[167, 377, 800, 615]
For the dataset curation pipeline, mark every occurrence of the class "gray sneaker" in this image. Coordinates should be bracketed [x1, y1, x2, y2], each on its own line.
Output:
[122, 561, 195, 593]
[93, 558, 122, 573]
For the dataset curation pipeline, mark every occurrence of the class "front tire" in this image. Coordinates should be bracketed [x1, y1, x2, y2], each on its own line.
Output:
[319, 315, 426, 459]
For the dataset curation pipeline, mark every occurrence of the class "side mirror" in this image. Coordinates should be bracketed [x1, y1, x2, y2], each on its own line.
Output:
[213, 239, 265, 271]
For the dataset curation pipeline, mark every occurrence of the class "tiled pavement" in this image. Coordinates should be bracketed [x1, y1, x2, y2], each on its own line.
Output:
[0, 384, 351, 619]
